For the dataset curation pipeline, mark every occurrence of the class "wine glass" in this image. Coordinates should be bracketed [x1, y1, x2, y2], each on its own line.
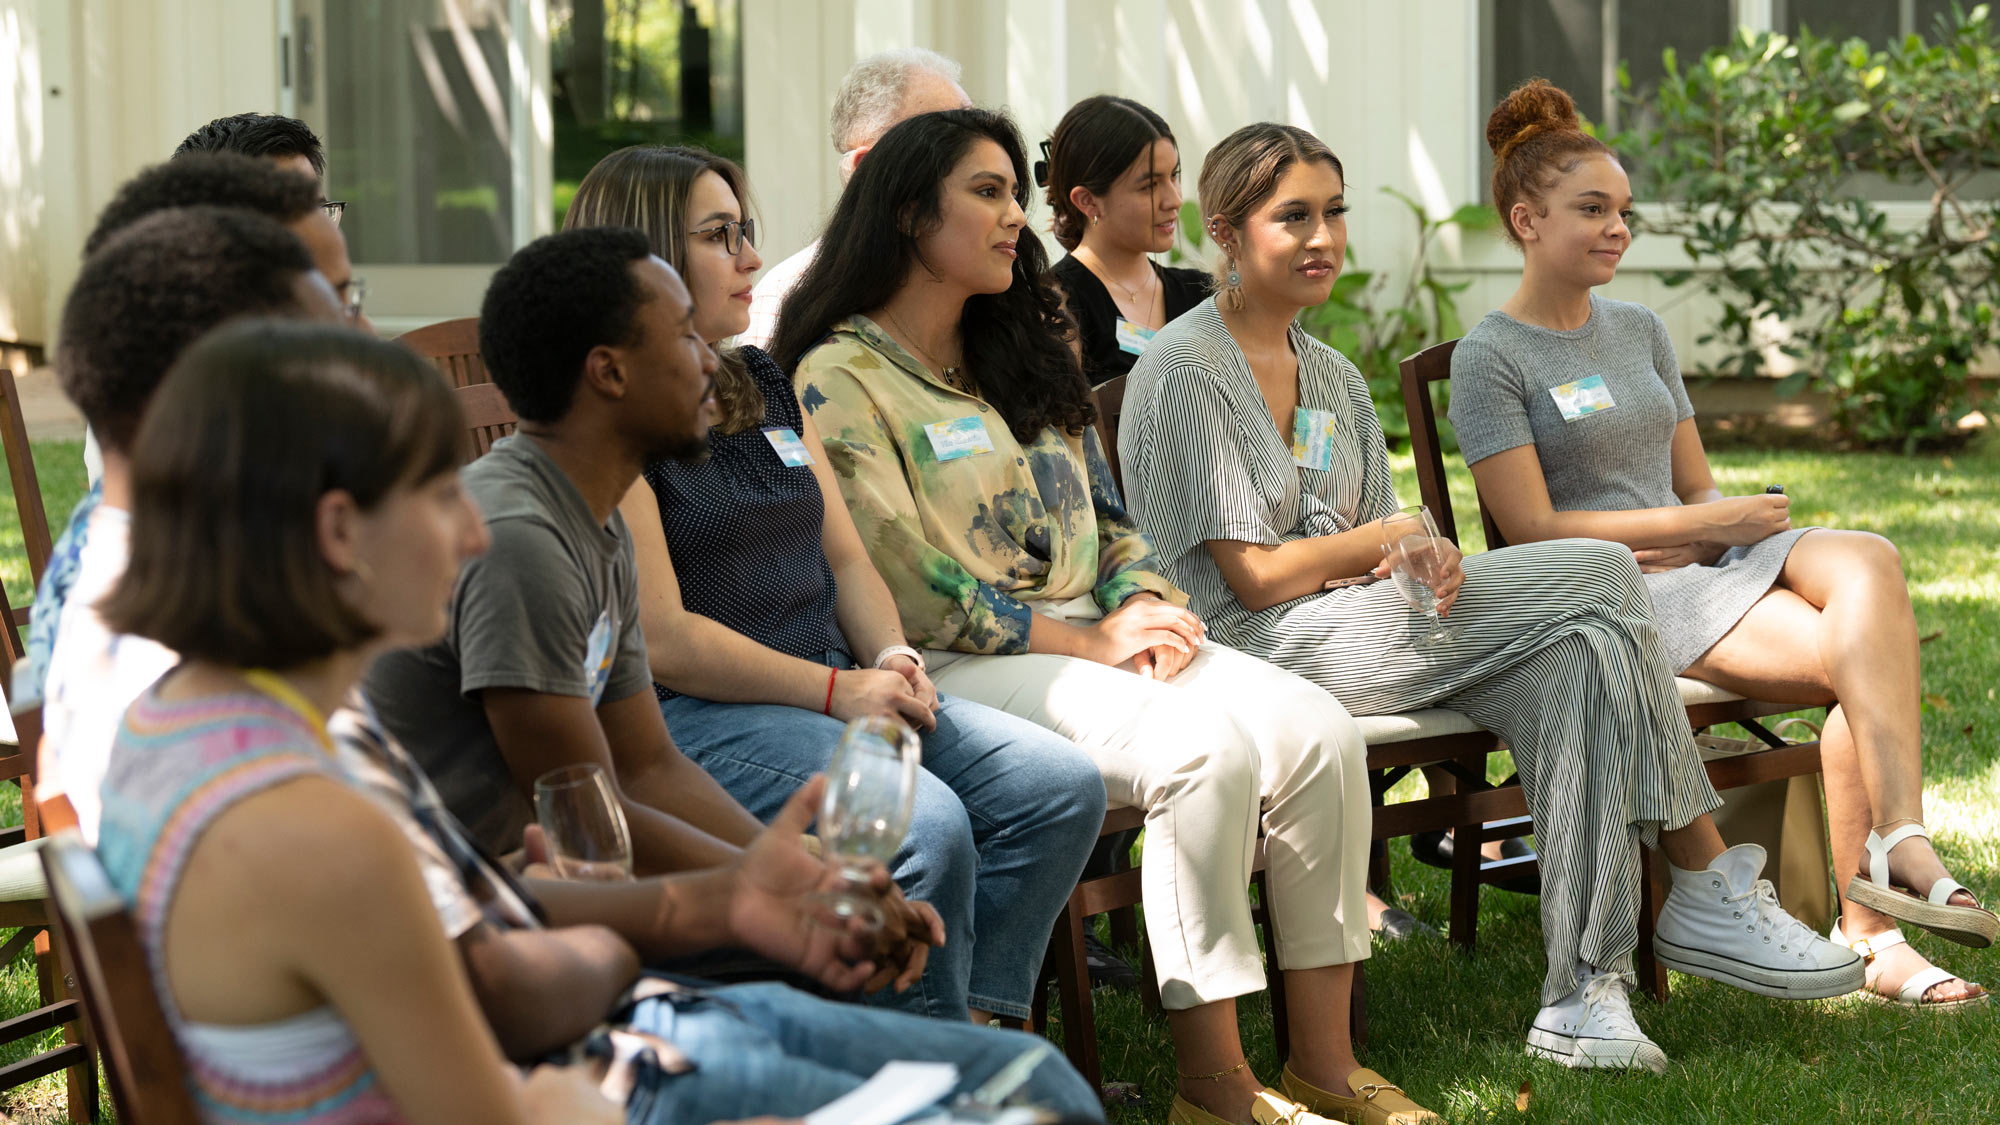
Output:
[533, 763, 635, 881]
[1380, 504, 1464, 649]
[812, 715, 922, 929]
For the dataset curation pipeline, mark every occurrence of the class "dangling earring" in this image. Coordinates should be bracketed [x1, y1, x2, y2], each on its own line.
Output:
[1226, 259, 1240, 288]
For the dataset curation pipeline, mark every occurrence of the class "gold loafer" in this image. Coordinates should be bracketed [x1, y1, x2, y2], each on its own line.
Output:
[1168, 1088, 1343, 1125]
[1280, 1064, 1446, 1125]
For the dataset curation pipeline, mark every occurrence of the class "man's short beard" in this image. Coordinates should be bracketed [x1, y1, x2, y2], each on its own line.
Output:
[648, 432, 711, 465]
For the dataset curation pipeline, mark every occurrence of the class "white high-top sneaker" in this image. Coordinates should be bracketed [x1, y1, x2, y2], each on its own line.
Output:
[1526, 968, 1667, 1073]
[1653, 843, 1864, 999]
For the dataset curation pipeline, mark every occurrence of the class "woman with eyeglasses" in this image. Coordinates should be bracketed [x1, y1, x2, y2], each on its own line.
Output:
[562, 146, 1107, 1031]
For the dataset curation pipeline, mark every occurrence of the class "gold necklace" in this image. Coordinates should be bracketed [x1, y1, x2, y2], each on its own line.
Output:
[1080, 248, 1159, 325]
[883, 309, 970, 391]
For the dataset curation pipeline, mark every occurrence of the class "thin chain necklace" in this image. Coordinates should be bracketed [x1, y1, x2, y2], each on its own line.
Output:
[883, 308, 972, 392]
[1078, 246, 1159, 325]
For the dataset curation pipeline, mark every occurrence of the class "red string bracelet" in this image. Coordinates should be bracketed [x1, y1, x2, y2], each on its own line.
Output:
[823, 667, 838, 716]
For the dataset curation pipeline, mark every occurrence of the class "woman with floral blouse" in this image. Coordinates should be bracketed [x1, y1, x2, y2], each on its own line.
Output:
[773, 107, 1440, 1125]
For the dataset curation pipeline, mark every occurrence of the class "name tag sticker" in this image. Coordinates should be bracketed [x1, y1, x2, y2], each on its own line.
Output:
[1114, 317, 1157, 356]
[1291, 407, 1339, 471]
[584, 610, 615, 707]
[1550, 375, 1616, 421]
[925, 416, 996, 462]
[761, 426, 814, 467]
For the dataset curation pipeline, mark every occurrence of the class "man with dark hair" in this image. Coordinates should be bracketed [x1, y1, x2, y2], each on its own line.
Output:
[20, 153, 373, 723]
[36, 206, 343, 842]
[366, 226, 766, 873]
[174, 111, 327, 184]
[86, 154, 363, 326]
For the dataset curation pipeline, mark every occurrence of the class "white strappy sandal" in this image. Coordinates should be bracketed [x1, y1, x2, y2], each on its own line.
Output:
[1830, 921, 1988, 1011]
[1844, 823, 1997, 948]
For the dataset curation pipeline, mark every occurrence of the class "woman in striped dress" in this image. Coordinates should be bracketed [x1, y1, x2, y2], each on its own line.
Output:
[1450, 79, 1992, 1008]
[1119, 123, 1862, 1073]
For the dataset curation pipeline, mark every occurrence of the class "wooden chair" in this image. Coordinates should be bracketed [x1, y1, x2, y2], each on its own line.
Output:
[0, 653, 97, 1122]
[1092, 374, 1129, 499]
[41, 833, 197, 1125]
[397, 318, 489, 388]
[1399, 338, 1827, 999]
[1031, 807, 1315, 1089]
[0, 369, 55, 592]
[457, 382, 518, 462]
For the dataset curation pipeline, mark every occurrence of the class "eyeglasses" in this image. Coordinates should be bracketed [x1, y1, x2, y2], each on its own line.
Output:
[343, 276, 368, 325]
[322, 200, 347, 228]
[689, 217, 756, 256]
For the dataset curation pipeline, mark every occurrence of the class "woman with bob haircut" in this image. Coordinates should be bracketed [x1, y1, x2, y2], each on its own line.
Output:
[1450, 78, 1993, 1009]
[90, 320, 617, 1123]
[90, 321, 900, 1125]
[775, 107, 1434, 1125]
[562, 143, 1107, 1029]
[1039, 94, 1211, 387]
[1117, 121, 1864, 1078]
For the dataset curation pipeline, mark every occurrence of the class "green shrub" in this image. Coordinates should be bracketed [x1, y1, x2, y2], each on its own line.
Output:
[1622, 4, 2000, 451]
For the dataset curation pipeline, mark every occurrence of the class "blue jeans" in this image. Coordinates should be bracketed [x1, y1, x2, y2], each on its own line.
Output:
[624, 981, 1104, 1122]
[663, 670, 1105, 1021]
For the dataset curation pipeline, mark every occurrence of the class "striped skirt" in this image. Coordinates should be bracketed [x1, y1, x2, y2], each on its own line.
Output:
[1227, 537, 1722, 1003]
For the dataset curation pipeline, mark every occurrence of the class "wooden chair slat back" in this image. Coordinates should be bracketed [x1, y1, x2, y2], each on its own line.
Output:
[0, 569, 25, 669]
[1092, 374, 1128, 499]
[456, 382, 518, 463]
[0, 369, 54, 585]
[1397, 340, 1509, 551]
[396, 318, 489, 388]
[41, 834, 200, 1125]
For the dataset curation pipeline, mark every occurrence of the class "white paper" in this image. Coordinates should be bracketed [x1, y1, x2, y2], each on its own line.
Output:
[804, 1060, 960, 1125]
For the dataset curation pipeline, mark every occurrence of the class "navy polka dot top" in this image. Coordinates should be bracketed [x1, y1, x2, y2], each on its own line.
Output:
[644, 346, 848, 700]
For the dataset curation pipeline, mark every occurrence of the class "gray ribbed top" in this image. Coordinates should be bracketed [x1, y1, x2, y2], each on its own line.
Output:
[1447, 295, 1694, 510]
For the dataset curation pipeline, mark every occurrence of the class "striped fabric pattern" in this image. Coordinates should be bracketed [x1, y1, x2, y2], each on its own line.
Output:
[1122, 300, 1722, 1003]
[97, 688, 403, 1124]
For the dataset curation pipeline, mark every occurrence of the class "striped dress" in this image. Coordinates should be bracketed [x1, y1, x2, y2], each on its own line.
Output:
[96, 686, 404, 1124]
[1120, 300, 1723, 1003]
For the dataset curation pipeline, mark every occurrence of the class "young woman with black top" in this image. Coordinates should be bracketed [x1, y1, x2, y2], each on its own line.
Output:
[1040, 95, 1211, 387]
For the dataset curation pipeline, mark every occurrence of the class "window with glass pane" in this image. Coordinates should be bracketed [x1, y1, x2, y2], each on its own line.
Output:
[296, 0, 521, 265]
[1776, 0, 1961, 42]
[548, 0, 744, 230]
[1483, 0, 1734, 188]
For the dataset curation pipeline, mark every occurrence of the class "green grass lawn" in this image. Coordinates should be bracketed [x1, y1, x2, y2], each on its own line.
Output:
[0, 437, 1995, 1123]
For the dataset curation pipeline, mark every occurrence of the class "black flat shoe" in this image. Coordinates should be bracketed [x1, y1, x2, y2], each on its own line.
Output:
[1373, 907, 1439, 943]
[1083, 931, 1140, 991]
[1408, 830, 1541, 895]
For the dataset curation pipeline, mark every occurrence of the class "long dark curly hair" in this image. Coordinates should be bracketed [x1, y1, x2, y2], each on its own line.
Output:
[771, 107, 1094, 443]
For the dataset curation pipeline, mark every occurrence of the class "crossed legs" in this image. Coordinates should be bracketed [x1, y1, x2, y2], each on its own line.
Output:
[1683, 528, 1980, 1002]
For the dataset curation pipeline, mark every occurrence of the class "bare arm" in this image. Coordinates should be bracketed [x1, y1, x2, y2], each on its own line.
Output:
[803, 407, 916, 667]
[480, 687, 751, 876]
[456, 922, 639, 1061]
[596, 688, 764, 849]
[1466, 422, 1788, 550]
[1202, 523, 1387, 613]
[618, 430, 935, 729]
[170, 779, 616, 1125]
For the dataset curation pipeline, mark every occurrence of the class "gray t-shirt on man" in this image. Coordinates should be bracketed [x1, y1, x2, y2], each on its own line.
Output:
[365, 435, 653, 855]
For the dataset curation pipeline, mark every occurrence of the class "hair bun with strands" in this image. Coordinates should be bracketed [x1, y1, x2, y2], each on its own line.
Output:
[1485, 78, 1581, 160]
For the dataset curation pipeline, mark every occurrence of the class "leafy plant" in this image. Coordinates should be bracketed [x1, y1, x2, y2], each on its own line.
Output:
[1619, 4, 2000, 451]
[1171, 190, 1496, 450]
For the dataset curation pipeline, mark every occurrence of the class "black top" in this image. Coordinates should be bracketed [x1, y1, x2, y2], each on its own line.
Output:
[1052, 254, 1214, 387]
[644, 346, 848, 700]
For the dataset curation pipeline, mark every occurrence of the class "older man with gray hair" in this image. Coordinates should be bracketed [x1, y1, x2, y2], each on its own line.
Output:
[739, 47, 970, 349]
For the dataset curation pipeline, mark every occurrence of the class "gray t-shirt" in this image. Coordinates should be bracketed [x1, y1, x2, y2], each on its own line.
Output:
[365, 435, 653, 854]
[1447, 295, 1694, 512]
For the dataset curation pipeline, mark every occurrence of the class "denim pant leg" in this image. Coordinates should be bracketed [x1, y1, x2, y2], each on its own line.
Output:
[624, 982, 1105, 1124]
[660, 694, 978, 1020]
[923, 692, 1105, 1019]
